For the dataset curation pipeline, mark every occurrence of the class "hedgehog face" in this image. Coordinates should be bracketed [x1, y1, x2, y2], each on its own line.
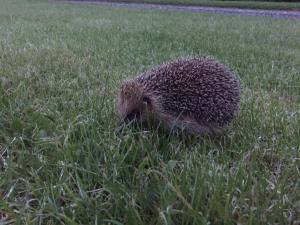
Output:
[117, 80, 152, 125]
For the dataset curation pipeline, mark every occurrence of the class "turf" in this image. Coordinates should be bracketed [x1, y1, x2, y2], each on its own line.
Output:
[72, 0, 300, 11]
[0, 0, 299, 224]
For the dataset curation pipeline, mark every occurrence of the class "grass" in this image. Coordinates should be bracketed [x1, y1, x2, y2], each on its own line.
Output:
[74, 0, 300, 11]
[0, 0, 300, 224]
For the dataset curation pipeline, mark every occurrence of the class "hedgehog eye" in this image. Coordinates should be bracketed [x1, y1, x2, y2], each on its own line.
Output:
[142, 96, 151, 105]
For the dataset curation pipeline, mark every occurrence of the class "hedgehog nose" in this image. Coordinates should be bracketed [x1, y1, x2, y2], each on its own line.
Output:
[115, 117, 136, 135]
[117, 119, 124, 127]
[115, 119, 125, 134]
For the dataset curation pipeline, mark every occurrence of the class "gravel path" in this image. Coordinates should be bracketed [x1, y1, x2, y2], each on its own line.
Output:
[68, 0, 300, 19]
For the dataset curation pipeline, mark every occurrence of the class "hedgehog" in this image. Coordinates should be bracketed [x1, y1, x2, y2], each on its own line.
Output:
[117, 57, 240, 136]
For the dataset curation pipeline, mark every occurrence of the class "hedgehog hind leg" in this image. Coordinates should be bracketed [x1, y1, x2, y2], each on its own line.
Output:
[158, 113, 223, 136]
[178, 118, 224, 136]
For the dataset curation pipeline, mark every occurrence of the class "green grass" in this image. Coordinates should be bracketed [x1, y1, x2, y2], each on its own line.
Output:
[0, 0, 300, 224]
[79, 0, 300, 11]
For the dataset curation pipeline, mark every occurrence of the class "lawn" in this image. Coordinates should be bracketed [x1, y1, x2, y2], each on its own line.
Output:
[0, 0, 299, 224]
[72, 0, 300, 11]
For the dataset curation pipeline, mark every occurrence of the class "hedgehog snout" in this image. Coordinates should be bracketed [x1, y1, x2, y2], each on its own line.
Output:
[123, 108, 142, 122]
[118, 95, 152, 125]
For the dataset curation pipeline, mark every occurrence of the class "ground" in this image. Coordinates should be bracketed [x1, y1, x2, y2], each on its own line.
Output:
[71, 0, 300, 11]
[0, 0, 299, 224]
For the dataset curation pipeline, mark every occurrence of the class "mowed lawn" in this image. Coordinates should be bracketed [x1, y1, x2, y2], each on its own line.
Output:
[0, 0, 299, 224]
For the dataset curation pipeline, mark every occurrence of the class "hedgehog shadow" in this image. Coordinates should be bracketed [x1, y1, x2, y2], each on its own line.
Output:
[115, 120, 231, 150]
